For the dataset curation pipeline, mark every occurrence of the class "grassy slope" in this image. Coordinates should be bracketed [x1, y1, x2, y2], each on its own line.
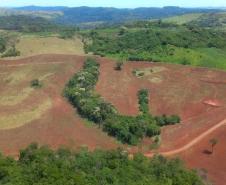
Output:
[163, 12, 226, 30]
[163, 13, 203, 24]
[0, 8, 62, 20]
[84, 25, 226, 71]
[16, 34, 85, 57]
[150, 47, 226, 70]
[0, 32, 85, 58]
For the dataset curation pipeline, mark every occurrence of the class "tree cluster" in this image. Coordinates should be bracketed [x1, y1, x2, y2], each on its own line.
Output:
[0, 143, 204, 185]
[65, 58, 180, 145]
[85, 22, 226, 63]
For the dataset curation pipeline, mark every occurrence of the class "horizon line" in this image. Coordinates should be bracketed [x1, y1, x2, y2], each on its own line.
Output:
[1, 5, 226, 9]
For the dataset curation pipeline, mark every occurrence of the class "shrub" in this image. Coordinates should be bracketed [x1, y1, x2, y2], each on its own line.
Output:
[30, 79, 42, 88]
[155, 114, 180, 126]
[1, 46, 20, 58]
[0, 37, 6, 53]
[115, 60, 124, 70]
[138, 89, 149, 114]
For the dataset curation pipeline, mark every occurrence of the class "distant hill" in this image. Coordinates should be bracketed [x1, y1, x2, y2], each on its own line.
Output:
[0, 15, 59, 32]
[9, 6, 225, 25]
[56, 6, 224, 25]
[163, 12, 226, 29]
[0, 7, 62, 20]
[15, 6, 68, 12]
[188, 12, 226, 28]
[0, 6, 224, 28]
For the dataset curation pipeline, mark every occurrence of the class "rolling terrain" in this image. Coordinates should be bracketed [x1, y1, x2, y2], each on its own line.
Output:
[15, 35, 85, 57]
[0, 6, 226, 185]
[0, 55, 118, 156]
[0, 55, 226, 184]
[0, 6, 225, 26]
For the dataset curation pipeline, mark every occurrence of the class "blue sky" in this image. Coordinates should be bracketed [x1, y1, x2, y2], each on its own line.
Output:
[0, 0, 225, 8]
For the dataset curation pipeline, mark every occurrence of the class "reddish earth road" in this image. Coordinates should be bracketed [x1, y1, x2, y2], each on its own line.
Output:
[145, 118, 226, 157]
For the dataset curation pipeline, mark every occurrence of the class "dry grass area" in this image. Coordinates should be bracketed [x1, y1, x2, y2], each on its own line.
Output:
[15, 35, 85, 57]
[0, 60, 58, 125]
[0, 87, 33, 106]
[133, 66, 167, 84]
[0, 98, 52, 130]
[0, 54, 118, 158]
[3, 66, 33, 85]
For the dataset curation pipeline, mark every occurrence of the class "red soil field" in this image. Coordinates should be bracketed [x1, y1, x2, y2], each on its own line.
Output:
[0, 55, 118, 157]
[96, 57, 226, 185]
[181, 124, 226, 185]
[1, 55, 226, 184]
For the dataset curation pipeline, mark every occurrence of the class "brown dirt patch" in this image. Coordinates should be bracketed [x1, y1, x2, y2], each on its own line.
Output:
[181, 124, 226, 185]
[1, 55, 226, 184]
[95, 58, 226, 184]
[0, 54, 118, 157]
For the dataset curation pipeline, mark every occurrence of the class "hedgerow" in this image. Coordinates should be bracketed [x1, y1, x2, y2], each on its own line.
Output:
[64, 58, 180, 145]
[0, 143, 204, 185]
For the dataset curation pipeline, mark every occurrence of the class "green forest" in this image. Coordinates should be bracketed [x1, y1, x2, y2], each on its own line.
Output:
[83, 21, 226, 70]
[0, 143, 204, 185]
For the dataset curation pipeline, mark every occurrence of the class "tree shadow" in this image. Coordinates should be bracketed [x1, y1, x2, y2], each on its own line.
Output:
[202, 149, 212, 155]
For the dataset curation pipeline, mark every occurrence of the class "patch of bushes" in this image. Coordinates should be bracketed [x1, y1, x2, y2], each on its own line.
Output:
[138, 89, 149, 114]
[30, 79, 42, 88]
[0, 143, 204, 185]
[155, 114, 181, 126]
[115, 60, 124, 70]
[59, 28, 79, 39]
[1, 46, 20, 58]
[104, 114, 160, 145]
[0, 37, 6, 53]
[65, 58, 180, 145]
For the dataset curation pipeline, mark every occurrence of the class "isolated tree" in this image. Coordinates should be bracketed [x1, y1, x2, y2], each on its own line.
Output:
[209, 138, 218, 154]
[115, 60, 124, 71]
[118, 26, 127, 36]
[31, 79, 42, 88]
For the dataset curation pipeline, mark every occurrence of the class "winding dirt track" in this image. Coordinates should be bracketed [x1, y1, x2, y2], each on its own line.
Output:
[145, 118, 226, 157]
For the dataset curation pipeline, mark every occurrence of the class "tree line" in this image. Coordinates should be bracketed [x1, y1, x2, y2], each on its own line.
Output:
[64, 58, 180, 145]
[0, 143, 204, 185]
[83, 21, 226, 63]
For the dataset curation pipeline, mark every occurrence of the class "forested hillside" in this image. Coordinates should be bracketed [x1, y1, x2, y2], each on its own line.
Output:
[164, 12, 226, 29]
[0, 15, 57, 32]
[84, 21, 226, 70]
[0, 143, 204, 185]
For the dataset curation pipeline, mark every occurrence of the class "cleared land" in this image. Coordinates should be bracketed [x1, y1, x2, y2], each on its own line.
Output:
[0, 55, 226, 184]
[95, 58, 226, 185]
[15, 35, 85, 58]
[0, 55, 118, 156]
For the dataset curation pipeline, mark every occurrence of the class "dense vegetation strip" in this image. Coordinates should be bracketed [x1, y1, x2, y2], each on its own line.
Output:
[0, 15, 79, 34]
[138, 89, 149, 114]
[0, 143, 204, 185]
[64, 58, 180, 145]
[83, 21, 226, 70]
